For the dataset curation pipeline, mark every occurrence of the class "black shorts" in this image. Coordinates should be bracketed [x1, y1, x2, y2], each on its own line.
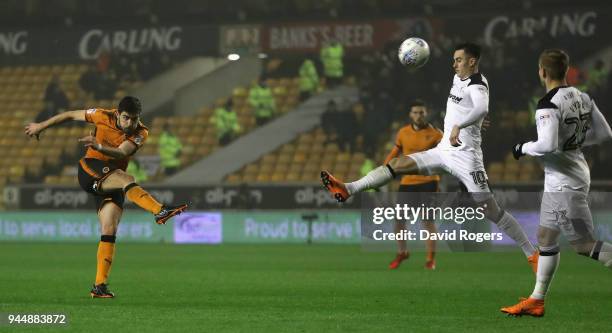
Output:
[398, 181, 439, 193]
[78, 158, 124, 211]
[398, 181, 439, 208]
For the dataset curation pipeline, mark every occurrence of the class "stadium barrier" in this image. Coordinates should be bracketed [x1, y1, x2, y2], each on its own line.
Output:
[0, 210, 361, 244]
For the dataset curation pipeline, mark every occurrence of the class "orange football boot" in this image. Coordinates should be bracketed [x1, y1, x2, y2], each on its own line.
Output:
[320, 171, 350, 202]
[389, 252, 410, 270]
[501, 297, 545, 317]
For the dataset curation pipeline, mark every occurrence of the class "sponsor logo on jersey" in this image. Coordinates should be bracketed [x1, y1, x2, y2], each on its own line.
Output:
[449, 93, 463, 103]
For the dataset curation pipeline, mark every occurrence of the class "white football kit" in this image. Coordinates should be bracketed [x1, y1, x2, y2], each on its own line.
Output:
[410, 73, 491, 194]
[522, 86, 612, 240]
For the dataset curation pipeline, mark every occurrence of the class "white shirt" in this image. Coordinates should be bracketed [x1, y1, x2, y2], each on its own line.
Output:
[439, 73, 489, 151]
[522, 86, 612, 191]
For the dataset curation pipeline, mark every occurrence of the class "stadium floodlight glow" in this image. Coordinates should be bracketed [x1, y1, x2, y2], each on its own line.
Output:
[227, 53, 240, 61]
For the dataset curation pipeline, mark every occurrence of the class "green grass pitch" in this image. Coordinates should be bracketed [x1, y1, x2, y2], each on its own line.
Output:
[0, 243, 610, 332]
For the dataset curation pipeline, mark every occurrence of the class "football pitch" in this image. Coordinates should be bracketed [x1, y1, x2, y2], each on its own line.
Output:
[0, 243, 610, 332]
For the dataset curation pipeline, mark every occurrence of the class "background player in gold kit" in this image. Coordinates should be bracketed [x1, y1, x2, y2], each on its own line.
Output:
[385, 100, 442, 270]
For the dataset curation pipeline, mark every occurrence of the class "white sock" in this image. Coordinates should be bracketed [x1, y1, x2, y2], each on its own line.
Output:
[530, 251, 560, 300]
[345, 166, 393, 195]
[494, 212, 537, 257]
[590, 241, 612, 268]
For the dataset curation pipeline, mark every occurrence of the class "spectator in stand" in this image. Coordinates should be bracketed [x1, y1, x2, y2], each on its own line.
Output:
[361, 91, 392, 157]
[566, 64, 585, 90]
[587, 59, 607, 95]
[336, 102, 358, 153]
[111, 52, 134, 82]
[320, 39, 344, 88]
[321, 99, 339, 144]
[35, 101, 58, 123]
[159, 123, 183, 176]
[79, 63, 102, 97]
[248, 77, 276, 126]
[97, 50, 111, 73]
[211, 99, 242, 146]
[298, 58, 319, 101]
[44, 75, 70, 112]
[98, 71, 118, 100]
[127, 159, 148, 183]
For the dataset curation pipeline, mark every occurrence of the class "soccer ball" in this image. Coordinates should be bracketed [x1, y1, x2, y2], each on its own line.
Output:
[398, 37, 430, 68]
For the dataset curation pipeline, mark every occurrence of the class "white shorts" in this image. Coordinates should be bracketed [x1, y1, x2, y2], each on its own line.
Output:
[409, 147, 491, 196]
[540, 187, 594, 242]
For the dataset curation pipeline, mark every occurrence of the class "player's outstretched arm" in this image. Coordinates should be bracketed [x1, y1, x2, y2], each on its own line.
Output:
[513, 109, 558, 159]
[384, 146, 401, 164]
[24, 110, 87, 139]
[78, 134, 138, 160]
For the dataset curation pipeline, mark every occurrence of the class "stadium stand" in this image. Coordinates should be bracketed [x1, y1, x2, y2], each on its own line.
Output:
[225, 97, 543, 185]
[0, 61, 303, 190]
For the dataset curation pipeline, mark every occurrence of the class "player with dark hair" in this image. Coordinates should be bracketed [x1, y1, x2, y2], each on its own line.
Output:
[501, 49, 612, 317]
[321, 42, 539, 271]
[386, 100, 442, 270]
[25, 96, 188, 298]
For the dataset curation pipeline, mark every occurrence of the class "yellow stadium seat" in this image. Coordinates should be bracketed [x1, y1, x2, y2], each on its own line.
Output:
[300, 173, 316, 182]
[244, 164, 259, 174]
[273, 163, 289, 173]
[241, 173, 257, 182]
[271, 173, 285, 182]
[226, 174, 241, 183]
[286, 173, 300, 182]
[277, 154, 292, 164]
[259, 164, 274, 174]
[262, 155, 277, 164]
[292, 153, 307, 163]
[256, 174, 270, 182]
[487, 162, 504, 175]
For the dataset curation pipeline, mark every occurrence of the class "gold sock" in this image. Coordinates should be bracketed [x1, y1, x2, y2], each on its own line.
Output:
[125, 184, 162, 214]
[426, 239, 435, 261]
[95, 236, 116, 285]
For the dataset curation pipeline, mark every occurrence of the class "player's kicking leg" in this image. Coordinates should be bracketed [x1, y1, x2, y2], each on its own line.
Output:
[480, 196, 538, 273]
[322, 149, 537, 271]
[321, 155, 415, 202]
[322, 156, 418, 269]
[438, 149, 538, 272]
[100, 170, 187, 224]
[91, 201, 121, 298]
